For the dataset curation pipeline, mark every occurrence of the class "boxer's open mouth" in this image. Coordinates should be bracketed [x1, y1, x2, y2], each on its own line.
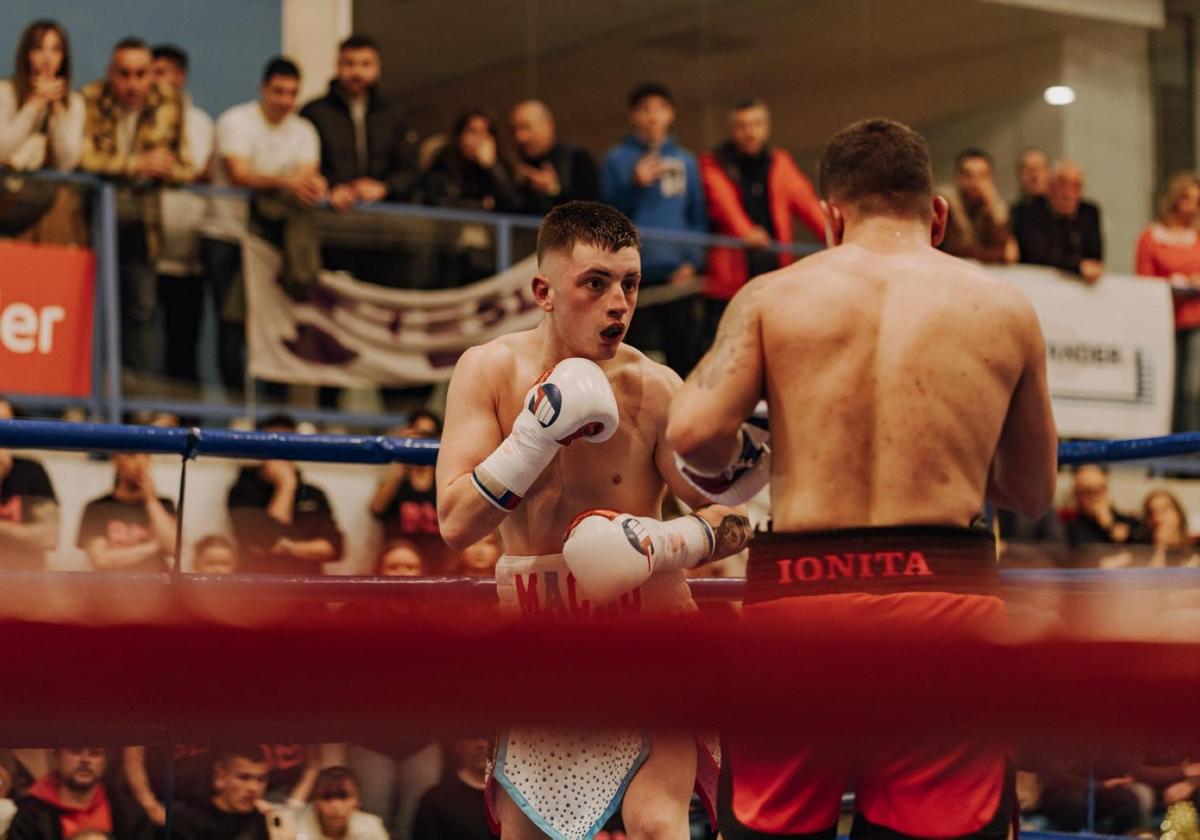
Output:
[601, 324, 624, 340]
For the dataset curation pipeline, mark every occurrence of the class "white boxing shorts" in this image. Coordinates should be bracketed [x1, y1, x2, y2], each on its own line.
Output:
[487, 553, 718, 840]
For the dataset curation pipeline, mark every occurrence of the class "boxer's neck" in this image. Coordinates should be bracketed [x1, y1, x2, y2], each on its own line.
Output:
[842, 214, 932, 252]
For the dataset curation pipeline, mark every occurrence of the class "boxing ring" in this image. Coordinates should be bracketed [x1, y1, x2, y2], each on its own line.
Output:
[2, 418, 1200, 835]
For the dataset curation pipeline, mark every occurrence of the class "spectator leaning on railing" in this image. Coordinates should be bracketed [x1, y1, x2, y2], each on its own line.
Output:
[1135, 172, 1200, 431]
[0, 19, 88, 244]
[0, 19, 83, 173]
[0, 398, 58, 572]
[601, 82, 707, 375]
[300, 33, 420, 292]
[151, 44, 216, 390]
[509, 99, 598, 216]
[1139, 489, 1198, 567]
[80, 36, 195, 380]
[419, 109, 518, 285]
[200, 56, 324, 397]
[1014, 147, 1051, 207]
[699, 96, 824, 350]
[227, 413, 343, 575]
[75, 451, 177, 572]
[939, 147, 1017, 264]
[300, 34, 418, 213]
[1012, 159, 1103, 283]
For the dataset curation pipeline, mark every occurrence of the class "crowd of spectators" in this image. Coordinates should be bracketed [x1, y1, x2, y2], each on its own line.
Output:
[5, 18, 1199, 408]
[0, 397, 498, 579]
[0, 20, 833, 396]
[0, 745, 497, 840]
[7, 15, 1200, 840]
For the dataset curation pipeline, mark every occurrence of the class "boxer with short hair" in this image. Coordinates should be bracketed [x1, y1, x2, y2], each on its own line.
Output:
[668, 118, 1058, 839]
[437, 200, 750, 840]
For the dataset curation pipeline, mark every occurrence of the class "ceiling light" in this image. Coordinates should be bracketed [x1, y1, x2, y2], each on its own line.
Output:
[1043, 85, 1076, 106]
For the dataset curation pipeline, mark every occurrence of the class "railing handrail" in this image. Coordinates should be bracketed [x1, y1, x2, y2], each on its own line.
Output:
[17, 166, 822, 257]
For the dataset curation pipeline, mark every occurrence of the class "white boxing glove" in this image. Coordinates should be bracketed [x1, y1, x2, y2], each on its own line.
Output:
[562, 509, 715, 604]
[471, 358, 619, 511]
[674, 404, 770, 506]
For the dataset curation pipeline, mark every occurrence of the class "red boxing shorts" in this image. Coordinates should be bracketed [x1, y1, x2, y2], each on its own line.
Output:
[724, 525, 1013, 840]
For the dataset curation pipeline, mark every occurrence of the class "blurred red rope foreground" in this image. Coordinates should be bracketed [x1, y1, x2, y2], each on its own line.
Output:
[2, 575, 1199, 748]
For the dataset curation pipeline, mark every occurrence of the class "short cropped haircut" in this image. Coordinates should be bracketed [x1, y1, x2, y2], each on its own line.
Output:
[152, 44, 188, 73]
[215, 746, 269, 769]
[628, 82, 673, 109]
[536, 201, 640, 266]
[818, 118, 933, 219]
[113, 36, 148, 55]
[733, 96, 766, 112]
[262, 56, 300, 84]
[339, 34, 379, 53]
[954, 147, 993, 171]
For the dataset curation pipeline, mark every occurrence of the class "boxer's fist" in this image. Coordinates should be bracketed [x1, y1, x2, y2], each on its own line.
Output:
[563, 509, 714, 603]
[517, 358, 618, 446]
[471, 359, 618, 511]
[676, 405, 770, 505]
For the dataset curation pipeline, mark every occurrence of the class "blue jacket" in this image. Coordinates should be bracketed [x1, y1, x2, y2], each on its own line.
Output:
[600, 134, 707, 281]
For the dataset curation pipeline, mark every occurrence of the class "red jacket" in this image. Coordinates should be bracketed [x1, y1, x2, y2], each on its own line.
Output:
[700, 145, 826, 301]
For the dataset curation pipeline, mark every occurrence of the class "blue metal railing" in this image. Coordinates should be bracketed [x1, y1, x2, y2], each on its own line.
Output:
[4, 170, 822, 429]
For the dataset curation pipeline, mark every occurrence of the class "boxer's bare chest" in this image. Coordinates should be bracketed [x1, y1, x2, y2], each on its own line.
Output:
[495, 359, 667, 555]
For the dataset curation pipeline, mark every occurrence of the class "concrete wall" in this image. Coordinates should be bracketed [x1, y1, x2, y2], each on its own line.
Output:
[1061, 23, 1156, 273]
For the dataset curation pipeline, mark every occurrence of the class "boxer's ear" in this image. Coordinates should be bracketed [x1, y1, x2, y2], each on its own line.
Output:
[930, 195, 949, 247]
[820, 200, 844, 246]
[531, 274, 554, 312]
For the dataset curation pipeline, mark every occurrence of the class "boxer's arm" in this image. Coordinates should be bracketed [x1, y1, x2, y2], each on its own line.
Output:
[667, 283, 765, 472]
[656, 365, 752, 562]
[436, 347, 509, 550]
[988, 298, 1058, 518]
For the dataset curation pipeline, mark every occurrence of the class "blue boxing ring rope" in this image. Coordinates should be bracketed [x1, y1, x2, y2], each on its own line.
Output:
[0, 418, 1198, 588]
[3, 418, 1200, 840]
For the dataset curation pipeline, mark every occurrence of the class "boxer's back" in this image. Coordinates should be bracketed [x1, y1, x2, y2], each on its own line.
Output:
[761, 242, 1036, 531]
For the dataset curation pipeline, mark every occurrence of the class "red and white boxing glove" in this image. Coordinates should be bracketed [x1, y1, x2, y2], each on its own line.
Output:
[471, 358, 619, 511]
[562, 509, 715, 604]
[674, 405, 770, 506]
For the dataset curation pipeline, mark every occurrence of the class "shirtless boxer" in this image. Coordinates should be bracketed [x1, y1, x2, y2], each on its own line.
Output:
[436, 200, 750, 840]
[667, 118, 1058, 839]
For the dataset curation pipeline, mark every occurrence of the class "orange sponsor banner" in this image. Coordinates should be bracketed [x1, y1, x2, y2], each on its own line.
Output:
[0, 241, 95, 397]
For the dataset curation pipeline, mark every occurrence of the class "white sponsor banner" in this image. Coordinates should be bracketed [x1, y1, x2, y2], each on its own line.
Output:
[995, 265, 1174, 439]
[243, 235, 543, 387]
[244, 236, 1175, 439]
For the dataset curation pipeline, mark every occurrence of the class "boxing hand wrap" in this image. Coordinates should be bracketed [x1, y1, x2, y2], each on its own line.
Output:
[470, 358, 619, 511]
[562, 509, 715, 604]
[674, 410, 771, 506]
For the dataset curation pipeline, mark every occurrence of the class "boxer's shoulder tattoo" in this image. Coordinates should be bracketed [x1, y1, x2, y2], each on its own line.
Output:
[690, 285, 760, 390]
[696, 506, 752, 556]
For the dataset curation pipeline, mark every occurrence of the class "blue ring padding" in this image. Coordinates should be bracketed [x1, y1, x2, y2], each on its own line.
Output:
[0, 420, 439, 465]
[1059, 431, 1200, 464]
[6, 418, 1200, 468]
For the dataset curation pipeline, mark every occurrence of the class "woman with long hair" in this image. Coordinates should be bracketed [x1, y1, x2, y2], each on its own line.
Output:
[1136, 172, 1200, 430]
[1140, 489, 1199, 567]
[0, 19, 83, 171]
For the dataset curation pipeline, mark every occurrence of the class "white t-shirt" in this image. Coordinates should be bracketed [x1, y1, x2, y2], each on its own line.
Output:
[203, 100, 320, 241]
[186, 101, 215, 173]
